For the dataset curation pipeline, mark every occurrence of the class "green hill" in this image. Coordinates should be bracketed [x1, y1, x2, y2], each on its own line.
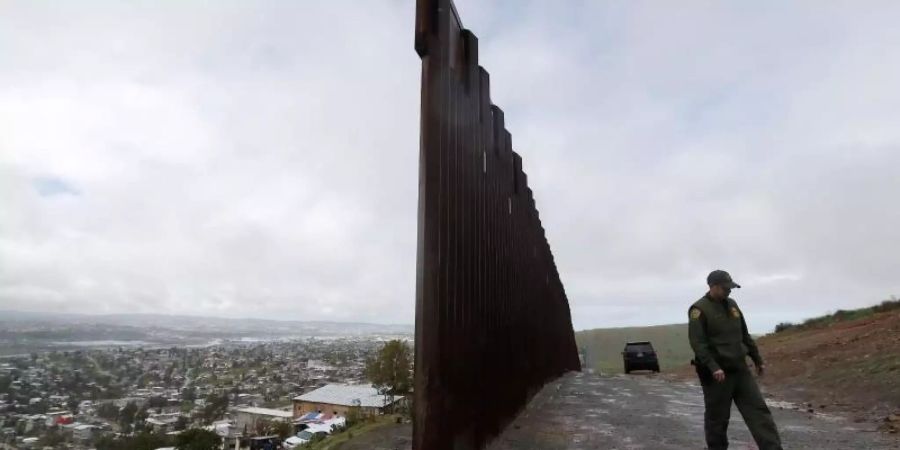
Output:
[575, 323, 693, 374]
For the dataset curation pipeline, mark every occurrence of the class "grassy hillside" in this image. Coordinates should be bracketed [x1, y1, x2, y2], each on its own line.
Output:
[772, 298, 900, 333]
[754, 300, 900, 428]
[303, 415, 410, 450]
[577, 300, 900, 375]
[661, 298, 900, 429]
[575, 323, 693, 374]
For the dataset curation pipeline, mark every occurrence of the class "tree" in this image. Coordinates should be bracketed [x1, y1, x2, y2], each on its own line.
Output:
[93, 435, 118, 450]
[271, 421, 293, 439]
[134, 405, 150, 432]
[67, 397, 81, 413]
[174, 428, 221, 450]
[95, 431, 172, 450]
[119, 401, 138, 432]
[97, 402, 119, 421]
[148, 396, 167, 408]
[96, 373, 112, 388]
[133, 431, 172, 450]
[365, 340, 412, 411]
[27, 400, 49, 414]
[182, 386, 196, 402]
[230, 384, 241, 403]
[774, 322, 794, 333]
[200, 394, 228, 424]
[254, 419, 292, 440]
[39, 427, 67, 447]
[164, 366, 175, 385]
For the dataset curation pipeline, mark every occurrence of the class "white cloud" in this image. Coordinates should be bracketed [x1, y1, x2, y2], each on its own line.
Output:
[2, 1, 899, 332]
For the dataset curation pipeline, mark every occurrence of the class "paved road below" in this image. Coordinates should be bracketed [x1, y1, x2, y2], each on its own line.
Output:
[487, 371, 897, 449]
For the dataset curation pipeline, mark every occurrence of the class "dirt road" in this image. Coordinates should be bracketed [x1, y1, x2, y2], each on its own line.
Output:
[487, 371, 897, 449]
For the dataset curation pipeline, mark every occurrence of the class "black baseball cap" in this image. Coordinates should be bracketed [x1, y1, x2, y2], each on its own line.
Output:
[707, 270, 741, 289]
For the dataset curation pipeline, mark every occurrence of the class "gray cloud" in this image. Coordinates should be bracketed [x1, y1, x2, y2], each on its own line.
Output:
[2, 1, 899, 332]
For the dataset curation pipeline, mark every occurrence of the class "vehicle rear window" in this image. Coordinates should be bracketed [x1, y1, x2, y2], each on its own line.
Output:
[626, 344, 653, 353]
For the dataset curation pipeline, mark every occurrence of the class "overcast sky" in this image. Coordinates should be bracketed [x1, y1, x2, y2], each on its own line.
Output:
[2, 1, 899, 333]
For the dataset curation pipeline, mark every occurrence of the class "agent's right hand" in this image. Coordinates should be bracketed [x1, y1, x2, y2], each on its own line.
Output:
[713, 369, 726, 382]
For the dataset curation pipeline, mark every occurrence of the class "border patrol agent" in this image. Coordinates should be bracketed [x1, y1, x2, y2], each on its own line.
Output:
[689, 270, 783, 450]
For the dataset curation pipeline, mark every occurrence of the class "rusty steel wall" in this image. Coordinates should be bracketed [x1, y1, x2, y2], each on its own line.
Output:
[413, 0, 581, 448]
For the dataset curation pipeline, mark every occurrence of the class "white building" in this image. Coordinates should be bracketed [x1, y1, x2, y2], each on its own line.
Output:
[232, 407, 293, 433]
[292, 384, 406, 417]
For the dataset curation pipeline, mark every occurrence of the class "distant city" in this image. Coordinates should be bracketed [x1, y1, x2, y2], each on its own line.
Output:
[0, 311, 412, 448]
[0, 311, 412, 356]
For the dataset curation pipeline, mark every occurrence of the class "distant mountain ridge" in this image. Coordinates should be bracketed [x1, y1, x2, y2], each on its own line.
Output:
[0, 310, 412, 334]
[0, 310, 413, 356]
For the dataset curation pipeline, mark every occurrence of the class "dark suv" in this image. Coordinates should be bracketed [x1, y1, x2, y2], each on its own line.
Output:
[622, 341, 660, 373]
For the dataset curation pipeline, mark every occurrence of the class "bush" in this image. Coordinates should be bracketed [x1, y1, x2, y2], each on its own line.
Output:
[873, 298, 900, 314]
[174, 428, 221, 450]
[774, 322, 794, 333]
[776, 296, 900, 334]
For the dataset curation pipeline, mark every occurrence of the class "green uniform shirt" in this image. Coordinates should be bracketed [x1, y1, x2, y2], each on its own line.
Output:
[688, 294, 763, 373]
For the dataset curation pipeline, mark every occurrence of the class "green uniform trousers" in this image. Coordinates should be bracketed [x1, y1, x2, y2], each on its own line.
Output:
[701, 368, 782, 450]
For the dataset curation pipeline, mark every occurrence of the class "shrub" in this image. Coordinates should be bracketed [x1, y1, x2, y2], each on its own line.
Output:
[778, 296, 900, 334]
[774, 322, 794, 333]
[873, 298, 900, 313]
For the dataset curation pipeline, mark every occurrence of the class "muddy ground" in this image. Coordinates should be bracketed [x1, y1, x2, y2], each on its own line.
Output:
[665, 309, 900, 431]
[487, 371, 898, 449]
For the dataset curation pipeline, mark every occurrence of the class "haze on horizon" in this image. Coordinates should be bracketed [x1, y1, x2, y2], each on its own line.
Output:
[1, 1, 899, 333]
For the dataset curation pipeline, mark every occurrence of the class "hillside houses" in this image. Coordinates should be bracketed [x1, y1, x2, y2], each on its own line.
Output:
[0, 336, 397, 448]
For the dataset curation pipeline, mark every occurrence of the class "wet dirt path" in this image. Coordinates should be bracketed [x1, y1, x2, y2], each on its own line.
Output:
[487, 371, 897, 449]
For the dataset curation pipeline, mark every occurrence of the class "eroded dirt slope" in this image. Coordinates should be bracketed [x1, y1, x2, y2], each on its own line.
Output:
[755, 309, 900, 429]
